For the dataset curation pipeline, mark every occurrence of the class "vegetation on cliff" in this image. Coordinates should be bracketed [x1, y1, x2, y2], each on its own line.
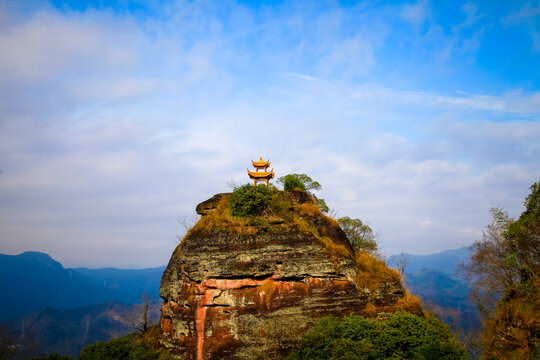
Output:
[278, 173, 329, 212]
[462, 181, 540, 359]
[337, 216, 378, 255]
[228, 184, 273, 217]
[288, 311, 468, 360]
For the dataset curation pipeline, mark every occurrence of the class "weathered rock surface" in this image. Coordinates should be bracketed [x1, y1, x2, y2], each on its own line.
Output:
[160, 191, 417, 359]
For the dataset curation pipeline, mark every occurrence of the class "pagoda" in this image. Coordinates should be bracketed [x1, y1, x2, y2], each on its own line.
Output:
[247, 157, 275, 186]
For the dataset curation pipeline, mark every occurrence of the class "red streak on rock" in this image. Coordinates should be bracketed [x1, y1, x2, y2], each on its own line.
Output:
[161, 302, 174, 335]
[195, 289, 214, 360]
[162, 317, 174, 334]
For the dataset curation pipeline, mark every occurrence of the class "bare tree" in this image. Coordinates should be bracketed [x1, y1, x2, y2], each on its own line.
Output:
[227, 180, 242, 189]
[176, 213, 200, 244]
[386, 252, 408, 278]
[126, 294, 154, 334]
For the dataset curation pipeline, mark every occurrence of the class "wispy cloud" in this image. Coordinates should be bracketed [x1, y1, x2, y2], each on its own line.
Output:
[502, 1, 540, 52]
[401, 0, 431, 28]
[452, 2, 484, 33]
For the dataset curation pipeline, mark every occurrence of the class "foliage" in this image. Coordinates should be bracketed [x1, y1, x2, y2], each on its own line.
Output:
[277, 174, 330, 213]
[288, 311, 468, 360]
[461, 182, 540, 315]
[280, 174, 306, 191]
[460, 208, 518, 315]
[229, 184, 273, 217]
[78, 333, 160, 360]
[338, 217, 378, 254]
[354, 251, 402, 292]
[505, 181, 540, 286]
[278, 174, 321, 192]
[480, 271, 540, 360]
[317, 198, 329, 213]
[461, 181, 540, 359]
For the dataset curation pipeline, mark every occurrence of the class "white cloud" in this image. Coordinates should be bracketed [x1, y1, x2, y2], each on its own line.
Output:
[401, 0, 431, 27]
[452, 2, 483, 33]
[317, 36, 375, 77]
[0, 7, 143, 83]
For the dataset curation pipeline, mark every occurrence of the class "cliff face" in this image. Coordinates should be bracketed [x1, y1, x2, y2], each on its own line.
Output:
[159, 191, 420, 360]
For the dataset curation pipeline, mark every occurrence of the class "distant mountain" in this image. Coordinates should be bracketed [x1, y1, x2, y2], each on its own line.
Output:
[0, 251, 164, 322]
[393, 247, 481, 341]
[406, 268, 470, 309]
[400, 246, 470, 275]
[1, 301, 161, 358]
[405, 268, 480, 333]
[72, 266, 164, 303]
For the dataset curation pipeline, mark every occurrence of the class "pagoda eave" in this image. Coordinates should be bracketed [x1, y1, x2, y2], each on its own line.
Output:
[247, 169, 275, 179]
[251, 159, 271, 168]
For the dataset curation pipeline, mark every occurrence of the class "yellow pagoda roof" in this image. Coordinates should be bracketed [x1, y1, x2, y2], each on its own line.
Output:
[247, 169, 275, 179]
[252, 157, 271, 168]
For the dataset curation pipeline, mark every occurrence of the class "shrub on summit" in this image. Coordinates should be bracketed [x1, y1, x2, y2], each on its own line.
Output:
[278, 173, 321, 192]
[229, 184, 273, 217]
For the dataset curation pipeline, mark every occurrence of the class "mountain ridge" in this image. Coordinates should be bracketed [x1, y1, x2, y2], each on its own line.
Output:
[398, 246, 470, 275]
[0, 251, 164, 322]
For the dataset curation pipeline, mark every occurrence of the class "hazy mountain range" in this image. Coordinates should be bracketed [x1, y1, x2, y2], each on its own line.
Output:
[0, 251, 164, 323]
[396, 247, 481, 334]
[400, 247, 470, 275]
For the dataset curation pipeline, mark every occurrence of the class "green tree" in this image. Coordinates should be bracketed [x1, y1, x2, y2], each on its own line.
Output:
[337, 217, 378, 254]
[316, 198, 330, 213]
[229, 184, 273, 217]
[288, 311, 468, 360]
[461, 182, 540, 315]
[505, 181, 540, 285]
[461, 181, 540, 359]
[277, 174, 330, 213]
[279, 174, 306, 191]
[278, 174, 321, 192]
[460, 208, 519, 315]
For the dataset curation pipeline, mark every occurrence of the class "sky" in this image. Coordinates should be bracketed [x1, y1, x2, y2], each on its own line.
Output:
[0, 0, 539, 268]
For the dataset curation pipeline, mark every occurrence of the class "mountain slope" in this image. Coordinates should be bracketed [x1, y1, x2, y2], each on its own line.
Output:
[2, 301, 161, 358]
[0, 252, 112, 322]
[0, 251, 164, 322]
[406, 269, 470, 308]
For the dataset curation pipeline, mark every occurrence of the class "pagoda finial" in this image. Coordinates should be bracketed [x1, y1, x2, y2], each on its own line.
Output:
[248, 157, 275, 186]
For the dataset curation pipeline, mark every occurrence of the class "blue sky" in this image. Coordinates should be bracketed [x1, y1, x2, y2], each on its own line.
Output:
[0, 0, 539, 268]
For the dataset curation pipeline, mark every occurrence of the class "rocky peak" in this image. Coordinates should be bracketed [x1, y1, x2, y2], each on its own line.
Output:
[159, 190, 421, 359]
